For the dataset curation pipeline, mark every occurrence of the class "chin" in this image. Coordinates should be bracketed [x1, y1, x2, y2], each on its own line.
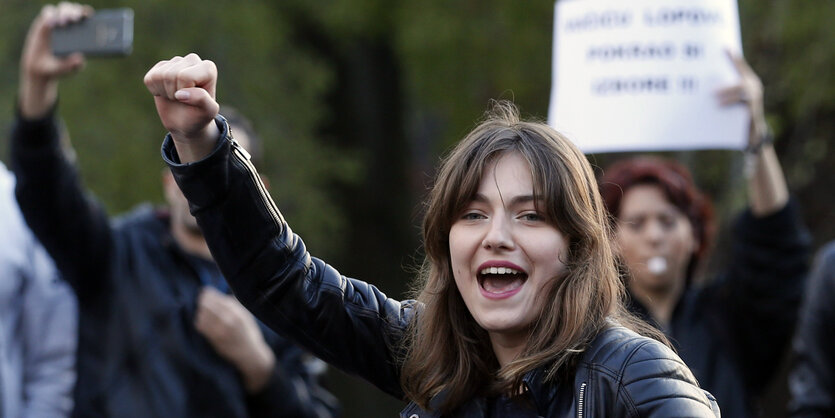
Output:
[635, 275, 677, 293]
[476, 314, 525, 334]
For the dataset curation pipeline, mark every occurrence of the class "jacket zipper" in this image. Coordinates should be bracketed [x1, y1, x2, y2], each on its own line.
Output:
[228, 137, 283, 231]
[578, 382, 587, 418]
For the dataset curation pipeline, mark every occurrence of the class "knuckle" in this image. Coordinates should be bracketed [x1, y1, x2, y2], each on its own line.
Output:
[163, 66, 179, 82]
[175, 70, 188, 85]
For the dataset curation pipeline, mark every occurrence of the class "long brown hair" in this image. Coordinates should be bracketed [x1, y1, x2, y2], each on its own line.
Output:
[400, 101, 664, 413]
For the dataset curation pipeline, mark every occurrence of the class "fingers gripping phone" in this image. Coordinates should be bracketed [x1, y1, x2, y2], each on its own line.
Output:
[51, 8, 134, 57]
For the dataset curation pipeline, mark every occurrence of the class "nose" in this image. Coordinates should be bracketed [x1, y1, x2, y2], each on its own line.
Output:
[482, 216, 515, 251]
[644, 219, 665, 245]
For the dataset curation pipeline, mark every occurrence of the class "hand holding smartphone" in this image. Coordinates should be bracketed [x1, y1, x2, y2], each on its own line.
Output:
[51, 8, 133, 57]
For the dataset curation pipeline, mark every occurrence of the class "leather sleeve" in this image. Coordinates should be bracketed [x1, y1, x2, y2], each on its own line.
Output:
[616, 339, 720, 417]
[164, 116, 413, 399]
[580, 328, 720, 417]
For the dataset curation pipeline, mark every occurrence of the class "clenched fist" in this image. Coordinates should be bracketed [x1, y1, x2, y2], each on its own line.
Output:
[144, 53, 220, 162]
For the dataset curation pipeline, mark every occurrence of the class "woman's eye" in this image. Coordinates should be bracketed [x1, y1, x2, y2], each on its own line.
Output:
[623, 219, 644, 232]
[659, 215, 678, 229]
[461, 212, 485, 220]
[520, 212, 544, 222]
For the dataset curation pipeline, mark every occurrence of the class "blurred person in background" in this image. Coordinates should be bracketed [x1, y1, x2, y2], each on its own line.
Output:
[599, 55, 812, 417]
[1, 161, 76, 416]
[10, 3, 339, 417]
[789, 241, 835, 416]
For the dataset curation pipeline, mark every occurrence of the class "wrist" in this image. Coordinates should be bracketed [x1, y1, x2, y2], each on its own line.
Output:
[171, 121, 221, 163]
[744, 125, 773, 155]
[19, 75, 58, 119]
[237, 345, 276, 394]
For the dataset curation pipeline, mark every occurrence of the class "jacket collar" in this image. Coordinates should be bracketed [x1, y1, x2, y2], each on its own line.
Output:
[399, 366, 553, 417]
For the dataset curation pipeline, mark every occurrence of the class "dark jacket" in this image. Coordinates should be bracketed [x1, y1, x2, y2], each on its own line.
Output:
[626, 200, 811, 417]
[163, 115, 720, 417]
[10, 110, 338, 418]
[789, 242, 835, 416]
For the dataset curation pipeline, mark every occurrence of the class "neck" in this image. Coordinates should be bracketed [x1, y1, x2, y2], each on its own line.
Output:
[629, 278, 685, 327]
[171, 222, 213, 260]
[489, 331, 527, 368]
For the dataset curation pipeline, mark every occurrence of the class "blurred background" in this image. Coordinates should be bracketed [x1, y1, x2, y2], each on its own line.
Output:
[1, 0, 833, 416]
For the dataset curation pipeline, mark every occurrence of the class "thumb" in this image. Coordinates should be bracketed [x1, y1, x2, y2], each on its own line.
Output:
[174, 87, 219, 115]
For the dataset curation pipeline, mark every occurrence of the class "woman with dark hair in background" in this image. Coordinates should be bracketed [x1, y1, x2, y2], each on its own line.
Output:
[599, 55, 812, 417]
[143, 53, 720, 416]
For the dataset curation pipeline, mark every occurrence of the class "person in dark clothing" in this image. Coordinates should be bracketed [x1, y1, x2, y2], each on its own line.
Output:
[11, 4, 339, 417]
[143, 52, 721, 417]
[789, 242, 835, 416]
[599, 55, 812, 417]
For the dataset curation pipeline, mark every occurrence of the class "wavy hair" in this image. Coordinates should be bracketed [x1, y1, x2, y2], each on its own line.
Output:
[400, 101, 664, 413]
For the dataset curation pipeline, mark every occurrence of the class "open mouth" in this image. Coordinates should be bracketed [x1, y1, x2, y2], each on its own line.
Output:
[478, 266, 528, 295]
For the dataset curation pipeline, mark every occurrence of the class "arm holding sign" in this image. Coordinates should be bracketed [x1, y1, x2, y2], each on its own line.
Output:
[716, 53, 788, 217]
[712, 54, 811, 394]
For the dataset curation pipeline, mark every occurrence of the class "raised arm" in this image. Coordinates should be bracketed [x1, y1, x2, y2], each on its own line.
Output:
[11, 3, 116, 301]
[713, 53, 811, 390]
[716, 53, 788, 216]
[148, 54, 414, 398]
[18, 3, 91, 119]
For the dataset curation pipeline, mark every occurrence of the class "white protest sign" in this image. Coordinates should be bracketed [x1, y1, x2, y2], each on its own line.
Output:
[548, 0, 748, 154]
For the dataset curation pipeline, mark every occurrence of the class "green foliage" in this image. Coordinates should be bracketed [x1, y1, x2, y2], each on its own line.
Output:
[396, 0, 556, 152]
[1, 0, 354, 259]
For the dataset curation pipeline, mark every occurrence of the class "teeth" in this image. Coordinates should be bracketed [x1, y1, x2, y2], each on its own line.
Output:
[480, 267, 522, 275]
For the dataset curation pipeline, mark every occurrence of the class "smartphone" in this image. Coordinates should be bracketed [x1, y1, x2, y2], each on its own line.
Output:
[51, 8, 134, 57]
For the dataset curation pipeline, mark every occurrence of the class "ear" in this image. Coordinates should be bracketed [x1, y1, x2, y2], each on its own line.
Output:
[260, 174, 270, 190]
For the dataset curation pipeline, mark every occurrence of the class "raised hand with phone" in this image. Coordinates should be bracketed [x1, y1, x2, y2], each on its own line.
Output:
[19, 2, 92, 119]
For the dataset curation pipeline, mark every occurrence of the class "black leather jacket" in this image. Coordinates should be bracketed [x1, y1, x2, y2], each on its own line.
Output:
[163, 116, 720, 417]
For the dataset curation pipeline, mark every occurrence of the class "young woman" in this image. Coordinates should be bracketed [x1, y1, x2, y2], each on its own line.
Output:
[145, 53, 719, 416]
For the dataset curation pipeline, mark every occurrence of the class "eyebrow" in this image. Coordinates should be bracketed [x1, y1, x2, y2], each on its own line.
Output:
[472, 193, 540, 206]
